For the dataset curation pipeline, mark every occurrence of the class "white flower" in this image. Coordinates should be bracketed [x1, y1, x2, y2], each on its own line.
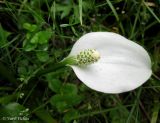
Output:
[68, 32, 152, 94]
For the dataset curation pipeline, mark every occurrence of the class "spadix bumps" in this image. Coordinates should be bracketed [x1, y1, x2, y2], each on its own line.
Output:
[76, 49, 100, 65]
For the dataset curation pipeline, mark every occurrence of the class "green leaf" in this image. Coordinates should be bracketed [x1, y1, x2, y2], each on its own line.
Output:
[60, 83, 78, 95]
[61, 6, 72, 19]
[30, 31, 52, 44]
[56, 4, 72, 19]
[23, 23, 37, 32]
[73, 5, 80, 23]
[0, 103, 28, 123]
[79, 84, 88, 92]
[109, 108, 131, 123]
[151, 98, 160, 123]
[48, 79, 62, 93]
[63, 109, 79, 123]
[60, 24, 70, 27]
[23, 42, 37, 51]
[38, 31, 52, 44]
[38, 43, 49, 51]
[36, 51, 49, 62]
[18, 66, 27, 75]
[0, 94, 19, 105]
[34, 108, 58, 123]
[50, 95, 68, 112]
[82, 1, 93, 12]
[0, 24, 10, 48]
[50, 94, 83, 112]
[30, 34, 39, 44]
[0, 87, 13, 91]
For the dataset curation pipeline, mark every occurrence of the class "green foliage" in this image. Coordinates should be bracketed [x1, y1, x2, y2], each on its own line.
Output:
[34, 108, 57, 123]
[30, 31, 52, 44]
[47, 73, 83, 118]
[50, 83, 83, 113]
[0, 94, 19, 105]
[47, 78, 62, 93]
[36, 51, 49, 62]
[0, 25, 10, 48]
[60, 83, 78, 95]
[63, 109, 79, 123]
[50, 94, 83, 113]
[23, 23, 37, 32]
[0, 0, 160, 123]
[22, 23, 52, 62]
[0, 103, 29, 123]
[109, 109, 130, 123]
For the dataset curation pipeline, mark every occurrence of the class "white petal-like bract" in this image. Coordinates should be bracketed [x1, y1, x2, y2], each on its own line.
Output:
[69, 32, 152, 93]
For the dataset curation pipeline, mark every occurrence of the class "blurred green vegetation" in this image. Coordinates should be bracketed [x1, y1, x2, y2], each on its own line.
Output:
[0, 0, 160, 123]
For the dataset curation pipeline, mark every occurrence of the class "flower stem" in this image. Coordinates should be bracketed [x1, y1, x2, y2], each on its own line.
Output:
[35, 62, 66, 77]
[35, 56, 76, 77]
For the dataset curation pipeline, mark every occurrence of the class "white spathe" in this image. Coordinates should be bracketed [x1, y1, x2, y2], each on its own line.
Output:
[69, 32, 152, 94]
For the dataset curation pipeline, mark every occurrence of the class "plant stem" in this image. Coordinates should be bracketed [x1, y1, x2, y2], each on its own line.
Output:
[32, 56, 76, 79]
[35, 62, 66, 77]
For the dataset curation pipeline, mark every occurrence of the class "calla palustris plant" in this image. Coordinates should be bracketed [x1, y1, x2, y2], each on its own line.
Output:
[61, 32, 152, 94]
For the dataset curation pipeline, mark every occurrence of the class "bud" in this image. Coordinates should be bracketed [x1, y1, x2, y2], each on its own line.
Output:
[19, 93, 24, 99]
[76, 49, 100, 65]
